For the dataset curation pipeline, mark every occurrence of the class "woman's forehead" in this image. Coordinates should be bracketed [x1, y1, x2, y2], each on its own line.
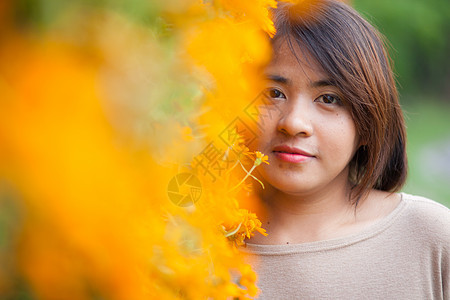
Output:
[267, 39, 327, 80]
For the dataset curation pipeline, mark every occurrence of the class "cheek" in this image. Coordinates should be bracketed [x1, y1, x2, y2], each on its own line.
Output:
[254, 131, 271, 154]
[254, 115, 277, 149]
[340, 117, 359, 156]
[318, 114, 358, 155]
[342, 115, 359, 148]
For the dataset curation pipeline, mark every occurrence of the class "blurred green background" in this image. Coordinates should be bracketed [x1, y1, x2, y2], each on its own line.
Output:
[353, 0, 450, 207]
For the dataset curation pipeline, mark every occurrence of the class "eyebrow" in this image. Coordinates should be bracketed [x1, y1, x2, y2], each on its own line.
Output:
[266, 74, 289, 84]
[311, 79, 338, 88]
[265, 74, 338, 88]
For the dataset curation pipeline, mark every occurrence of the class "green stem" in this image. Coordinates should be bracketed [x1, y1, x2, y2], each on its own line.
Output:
[229, 164, 256, 192]
[225, 158, 240, 175]
[224, 222, 242, 238]
[239, 160, 264, 189]
[249, 173, 264, 189]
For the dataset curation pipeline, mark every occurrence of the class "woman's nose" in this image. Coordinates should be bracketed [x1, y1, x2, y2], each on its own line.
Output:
[276, 98, 313, 137]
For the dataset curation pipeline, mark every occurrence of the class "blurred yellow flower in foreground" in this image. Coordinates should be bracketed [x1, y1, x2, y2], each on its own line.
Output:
[0, 0, 278, 298]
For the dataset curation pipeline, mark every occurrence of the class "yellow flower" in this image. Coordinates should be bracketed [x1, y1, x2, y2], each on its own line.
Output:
[0, 0, 272, 299]
[254, 151, 269, 166]
[181, 126, 194, 141]
[224, 209, 268, 246]
[213, 0, 278, 36]
[239, 263, 259, 297]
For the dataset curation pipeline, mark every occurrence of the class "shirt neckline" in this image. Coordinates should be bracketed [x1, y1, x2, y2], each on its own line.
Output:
[241, 192, 408, 255]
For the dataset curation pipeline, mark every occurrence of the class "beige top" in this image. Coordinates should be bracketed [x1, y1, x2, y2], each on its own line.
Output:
[241, 193, 450, 299]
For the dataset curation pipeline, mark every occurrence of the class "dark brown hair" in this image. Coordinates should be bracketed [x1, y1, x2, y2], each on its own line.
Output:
[272, 0, 407, 201]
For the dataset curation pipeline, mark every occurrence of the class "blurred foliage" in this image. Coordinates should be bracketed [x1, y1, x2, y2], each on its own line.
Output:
[12, 0, 164, 28]
[353, 0, 450, 99]
[403, 96, 450, 207]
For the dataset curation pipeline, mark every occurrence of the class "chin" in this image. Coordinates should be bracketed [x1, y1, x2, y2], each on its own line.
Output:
[271, 181, 314, 196]
[259, 167, 313, 195]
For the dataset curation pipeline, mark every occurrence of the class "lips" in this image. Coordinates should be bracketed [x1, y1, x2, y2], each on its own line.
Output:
[272, 145, 314, 157]
[272, 145, 314, 163]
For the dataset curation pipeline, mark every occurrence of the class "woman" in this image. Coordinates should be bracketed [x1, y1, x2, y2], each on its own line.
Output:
[242, 1, 450, 299]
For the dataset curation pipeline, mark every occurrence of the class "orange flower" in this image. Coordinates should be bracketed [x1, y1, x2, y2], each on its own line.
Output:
[0, 0, 273, 299]
[239, 263, 259, 297]
[225, 209, 268, 246]
[213, 0, 278, 36]
[254, 151, 270, 166]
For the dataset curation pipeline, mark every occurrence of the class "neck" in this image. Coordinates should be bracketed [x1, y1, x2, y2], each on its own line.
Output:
[252, 181, 358, 244]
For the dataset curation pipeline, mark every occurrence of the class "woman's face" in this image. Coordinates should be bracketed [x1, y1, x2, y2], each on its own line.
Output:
[254, 41, 360, 198]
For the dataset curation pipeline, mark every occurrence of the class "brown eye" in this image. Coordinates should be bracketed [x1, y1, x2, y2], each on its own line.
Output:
[316, 94, 342, 105]
[266, 88, 286, 99]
